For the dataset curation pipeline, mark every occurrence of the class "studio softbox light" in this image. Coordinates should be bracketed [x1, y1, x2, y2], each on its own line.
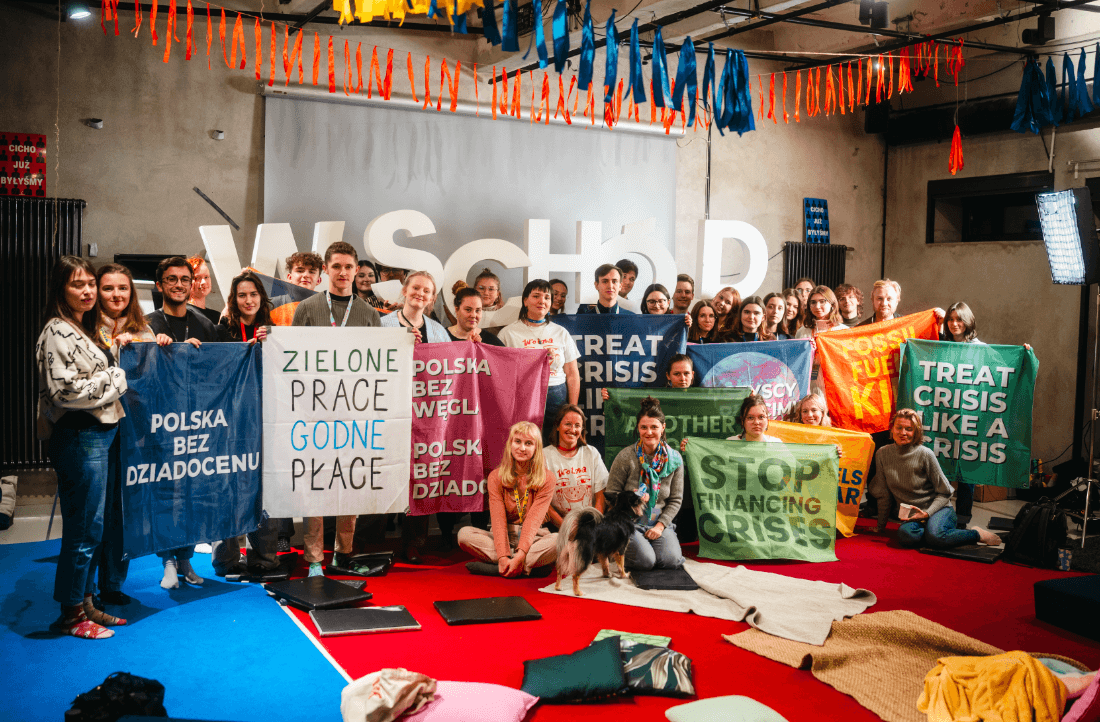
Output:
[1036, 187, 1100, 285]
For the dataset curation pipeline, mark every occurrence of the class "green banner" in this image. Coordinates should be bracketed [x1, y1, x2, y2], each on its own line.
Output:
[897, 339, 1038, 489]
[604, 387, 754, 462]
[683, 437, 839, 562]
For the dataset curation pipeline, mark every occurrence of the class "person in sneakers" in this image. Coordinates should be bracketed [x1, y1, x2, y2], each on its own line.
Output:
[210, 271, 282, 578]
[870, 409, 1001, 549]
[146, 256, 216, 590]
[292, 241, 381, 577]
[37, 256, 129, 639]
[457, 422, 558, 577]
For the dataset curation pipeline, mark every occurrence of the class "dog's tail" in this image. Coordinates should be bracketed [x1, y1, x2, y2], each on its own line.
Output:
[556, 507, 602, 578]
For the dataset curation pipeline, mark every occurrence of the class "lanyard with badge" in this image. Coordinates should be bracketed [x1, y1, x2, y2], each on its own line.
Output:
[325, 291, 353, 327]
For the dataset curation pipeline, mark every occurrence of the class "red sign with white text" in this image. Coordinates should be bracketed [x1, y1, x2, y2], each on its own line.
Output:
[0, 133, 47, 197]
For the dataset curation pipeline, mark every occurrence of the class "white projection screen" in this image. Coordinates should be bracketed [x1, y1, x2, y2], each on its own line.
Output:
[263, 95, 677, 305]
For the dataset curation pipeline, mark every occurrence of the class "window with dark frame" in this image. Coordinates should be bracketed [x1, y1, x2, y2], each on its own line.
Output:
[926, 171, 1054, 244]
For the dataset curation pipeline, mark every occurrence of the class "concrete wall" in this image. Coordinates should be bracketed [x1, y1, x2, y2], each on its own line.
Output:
[885, 117, 1100, 464]
[2, 6, 885, 308]
[0, 5, 477, 306]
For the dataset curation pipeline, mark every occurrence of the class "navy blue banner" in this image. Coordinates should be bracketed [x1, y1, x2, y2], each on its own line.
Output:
[555, 313, 687, 450]
[687, 339, 814, 419]
[119, 343, 263, 559]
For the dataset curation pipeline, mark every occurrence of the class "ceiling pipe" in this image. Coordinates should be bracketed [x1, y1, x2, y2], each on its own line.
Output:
[698, 0, 851, 41]
[781, 0, 1100, 70]
[712, 5, 1030, 55]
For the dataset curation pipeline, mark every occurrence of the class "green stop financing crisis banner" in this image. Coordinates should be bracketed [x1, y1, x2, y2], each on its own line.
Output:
[682, 437, 839, 562]
[897, 339, 1038, 489]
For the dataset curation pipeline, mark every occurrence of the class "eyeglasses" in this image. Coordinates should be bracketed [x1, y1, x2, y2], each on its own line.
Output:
[162, 275, 192, 286]
[646, 298, 669, 307]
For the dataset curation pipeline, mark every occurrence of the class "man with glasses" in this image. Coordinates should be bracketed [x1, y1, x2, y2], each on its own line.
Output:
[147, 256, 218, 345]
[144, 256, 218, 589]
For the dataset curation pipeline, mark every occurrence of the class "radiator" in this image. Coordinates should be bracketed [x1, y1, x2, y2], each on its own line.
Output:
[783, 242, 848, 291]
[1, 198, 85, 470]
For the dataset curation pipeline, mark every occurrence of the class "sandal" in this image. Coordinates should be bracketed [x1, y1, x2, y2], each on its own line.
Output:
[50, 609, 113, 639]
[83, 596, 126, 626]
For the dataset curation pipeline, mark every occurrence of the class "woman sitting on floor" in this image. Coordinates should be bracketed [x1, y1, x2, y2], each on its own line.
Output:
[544, 405, 607, 530]
[458, 421, 558, 576]
[606, 397, 684, 571]
[870, 409, 1001, 549]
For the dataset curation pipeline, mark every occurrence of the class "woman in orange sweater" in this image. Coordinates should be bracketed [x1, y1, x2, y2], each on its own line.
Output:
[457, 421, 559, 577]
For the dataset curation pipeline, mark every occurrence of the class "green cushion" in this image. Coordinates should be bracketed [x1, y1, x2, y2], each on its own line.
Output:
[521, 635, 626, 703]
[621, 640, 695, 697]
[665, 695, 789, 722]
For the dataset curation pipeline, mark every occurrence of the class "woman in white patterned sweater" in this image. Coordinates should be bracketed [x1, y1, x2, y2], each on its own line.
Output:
[36, 256, 129, 639]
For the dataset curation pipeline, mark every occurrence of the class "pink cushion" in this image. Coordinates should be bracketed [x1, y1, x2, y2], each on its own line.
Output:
[1064, 673, 1100, 722]
[402, 681, 538, 722]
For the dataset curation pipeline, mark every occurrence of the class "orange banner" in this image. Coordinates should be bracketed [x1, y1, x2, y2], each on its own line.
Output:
[767, 420, 874, 538]
[816, 310, 939, 434]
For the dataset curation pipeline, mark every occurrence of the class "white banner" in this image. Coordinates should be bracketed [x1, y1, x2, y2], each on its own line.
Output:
[262, 327, 414, 517]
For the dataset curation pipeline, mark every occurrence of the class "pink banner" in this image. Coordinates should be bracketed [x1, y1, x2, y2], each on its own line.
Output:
[409, 342, 550, 515]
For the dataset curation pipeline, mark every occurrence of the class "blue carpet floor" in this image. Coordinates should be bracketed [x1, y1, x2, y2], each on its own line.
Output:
[0, 540, 347, 722]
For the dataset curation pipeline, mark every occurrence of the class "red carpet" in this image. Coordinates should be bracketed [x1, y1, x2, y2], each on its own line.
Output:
[286, 522, 1100, 720]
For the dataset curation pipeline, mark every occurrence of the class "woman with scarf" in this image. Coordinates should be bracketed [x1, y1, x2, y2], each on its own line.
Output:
[605, 397, 684, 570]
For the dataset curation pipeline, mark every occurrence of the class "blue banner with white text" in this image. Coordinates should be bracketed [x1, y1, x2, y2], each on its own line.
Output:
[555, 313, 688, 451]
[687, 339, 814, 420]
[119, 343, 263, 559]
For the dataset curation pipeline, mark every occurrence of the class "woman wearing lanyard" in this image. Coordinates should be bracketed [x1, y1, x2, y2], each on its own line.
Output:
[37, 257, 129, 639]
[380, 271, 449, 562]
[606, 397, 684, 570]
[216, 271, 271, 343]
[380, 271, 450, 343]
[498, 280, 581, 444]
[210, 272, 279, 576]
[457, 422, 558, 576]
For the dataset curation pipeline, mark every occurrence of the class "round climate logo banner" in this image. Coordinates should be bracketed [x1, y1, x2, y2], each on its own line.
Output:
[701, 351, 802, 418]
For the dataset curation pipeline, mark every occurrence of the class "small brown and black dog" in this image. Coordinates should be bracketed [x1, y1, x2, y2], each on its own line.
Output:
[555, 490, 647, 597]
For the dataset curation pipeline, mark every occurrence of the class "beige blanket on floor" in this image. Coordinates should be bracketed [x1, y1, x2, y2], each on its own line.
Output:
[538, 558, 876, 646]
[726, 609, 1004, 722]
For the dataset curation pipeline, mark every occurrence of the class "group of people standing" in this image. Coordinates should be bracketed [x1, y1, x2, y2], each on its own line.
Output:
[35, 246, 1012, 640]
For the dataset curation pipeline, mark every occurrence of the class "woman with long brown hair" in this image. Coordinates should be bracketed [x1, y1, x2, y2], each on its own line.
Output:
[36, 256, 130, 639]
[605, 397, 684, 570]
[716, 296, 775, 343]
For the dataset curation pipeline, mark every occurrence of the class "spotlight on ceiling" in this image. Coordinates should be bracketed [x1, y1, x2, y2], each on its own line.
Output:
[66, 1, 92, 19]
[1022, 13, 1055, 45]
[858, 0, 873, 26]
[870, 2, 888, 31]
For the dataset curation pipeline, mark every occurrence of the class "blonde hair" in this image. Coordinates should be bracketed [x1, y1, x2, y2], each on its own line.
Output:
[496, 421, 547, 491]
[891, 408, 924, 447]
[872, 278, 901, 297]
[785, 393, 832, 427]
[401, 270, 438, 305]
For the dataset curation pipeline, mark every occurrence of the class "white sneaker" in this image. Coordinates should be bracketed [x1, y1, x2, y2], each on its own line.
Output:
[194, 543, 212, 554]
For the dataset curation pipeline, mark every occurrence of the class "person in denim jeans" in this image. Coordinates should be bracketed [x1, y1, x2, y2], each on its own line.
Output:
[36, 256, 129, 639]
[605, 397, 684, 570]
[870, 409, 1001, 549]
